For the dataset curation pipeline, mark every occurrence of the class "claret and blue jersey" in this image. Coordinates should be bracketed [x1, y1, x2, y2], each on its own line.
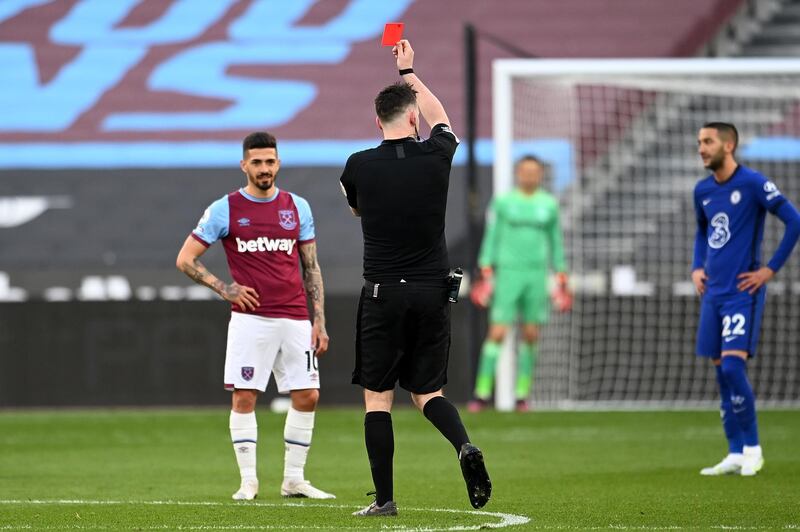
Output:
[191, 187, 315, 320]
[693, 165, 800, 357]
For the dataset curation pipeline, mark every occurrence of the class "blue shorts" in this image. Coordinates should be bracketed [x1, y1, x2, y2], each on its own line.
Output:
[695, 288, 766, 358]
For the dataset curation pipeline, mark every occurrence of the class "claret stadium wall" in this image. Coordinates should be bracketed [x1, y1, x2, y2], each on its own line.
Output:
[2, 0, 778, 407]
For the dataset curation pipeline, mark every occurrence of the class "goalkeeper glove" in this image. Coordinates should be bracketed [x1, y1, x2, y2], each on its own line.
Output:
[469, 267, 494, 309]
[551, 272, 572, 312]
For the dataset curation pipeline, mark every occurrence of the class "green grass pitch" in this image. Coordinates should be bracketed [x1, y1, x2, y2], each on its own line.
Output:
[1, 407, 798, 530]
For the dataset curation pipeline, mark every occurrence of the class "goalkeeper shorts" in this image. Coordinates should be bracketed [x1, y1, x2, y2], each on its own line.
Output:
[490, 267, 549, 325]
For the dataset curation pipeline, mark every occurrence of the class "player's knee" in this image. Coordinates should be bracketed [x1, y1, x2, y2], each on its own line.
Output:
[720, 363, 734, 380]
[232, 390, 258, 413]
[522, 328, 539, 343]
[291, 388, 319, 411]
[720, 355, 745, 380]
[487, 326, 507, 343]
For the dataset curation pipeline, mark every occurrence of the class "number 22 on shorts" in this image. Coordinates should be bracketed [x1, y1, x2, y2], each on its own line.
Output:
[722, 313, 746, 339]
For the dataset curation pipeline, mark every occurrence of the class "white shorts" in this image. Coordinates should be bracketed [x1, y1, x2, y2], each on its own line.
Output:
[223, 312, 320, 393]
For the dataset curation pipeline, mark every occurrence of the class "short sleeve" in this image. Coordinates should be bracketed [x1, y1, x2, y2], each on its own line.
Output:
[339, 155, 358, 209]
[291, 193, 315, 242]
[191, 195, 229, 246]
[753, 174, 786, 213]
[422, 123, 459, 159]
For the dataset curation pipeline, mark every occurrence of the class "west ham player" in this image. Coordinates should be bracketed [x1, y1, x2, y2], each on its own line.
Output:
[176, 132, 334, 500]
[692, 122, 800, 476]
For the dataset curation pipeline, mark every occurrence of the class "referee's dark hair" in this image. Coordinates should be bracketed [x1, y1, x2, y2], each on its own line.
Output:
[703, 122, 739, 152]
[242, 131, 278, 157]
[375, 82, 418, 123]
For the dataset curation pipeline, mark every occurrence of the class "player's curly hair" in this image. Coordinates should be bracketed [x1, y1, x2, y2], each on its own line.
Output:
[375, 82, 418, 123]
[242, 131, 277, 156]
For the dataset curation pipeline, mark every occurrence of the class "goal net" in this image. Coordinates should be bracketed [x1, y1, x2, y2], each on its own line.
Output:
[491, 59, 800, 409]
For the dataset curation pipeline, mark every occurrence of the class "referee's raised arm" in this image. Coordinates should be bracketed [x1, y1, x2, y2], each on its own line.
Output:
[393, 39, 449, 129]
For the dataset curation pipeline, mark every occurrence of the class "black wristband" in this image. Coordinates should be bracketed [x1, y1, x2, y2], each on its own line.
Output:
[399, 68, 414, 75]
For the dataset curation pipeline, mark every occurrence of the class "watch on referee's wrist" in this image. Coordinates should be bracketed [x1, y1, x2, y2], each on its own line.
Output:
[399, 68, 414, 76]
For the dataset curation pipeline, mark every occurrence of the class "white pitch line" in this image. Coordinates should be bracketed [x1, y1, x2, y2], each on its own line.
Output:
[0, 499, 530, 531]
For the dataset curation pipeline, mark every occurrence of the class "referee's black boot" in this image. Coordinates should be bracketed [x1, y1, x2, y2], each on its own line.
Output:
[459, 443, 492, 509]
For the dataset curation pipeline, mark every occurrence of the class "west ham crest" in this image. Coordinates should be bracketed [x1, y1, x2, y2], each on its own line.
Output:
[241, 366, 255, 381]
[278, 209, 297, 230]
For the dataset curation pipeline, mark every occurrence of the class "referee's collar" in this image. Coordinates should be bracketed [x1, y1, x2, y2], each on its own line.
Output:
[381, 136, 417, 145]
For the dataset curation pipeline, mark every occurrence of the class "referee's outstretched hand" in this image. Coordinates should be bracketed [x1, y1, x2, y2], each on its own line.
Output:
[393, 39, 413, 70]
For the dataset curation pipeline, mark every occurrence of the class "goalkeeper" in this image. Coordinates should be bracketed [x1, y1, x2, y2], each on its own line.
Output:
[469, 155, 570, 412]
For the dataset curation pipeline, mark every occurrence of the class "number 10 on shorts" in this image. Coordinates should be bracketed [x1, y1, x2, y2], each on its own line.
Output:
[306, 351, 318, 372]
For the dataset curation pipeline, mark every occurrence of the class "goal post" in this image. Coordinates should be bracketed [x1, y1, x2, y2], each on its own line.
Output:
[491, 58, 800, 410]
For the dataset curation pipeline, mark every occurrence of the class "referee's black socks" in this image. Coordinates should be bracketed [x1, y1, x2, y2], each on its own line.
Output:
[364, 411, 394, 506]
[423, 396, 470, 454]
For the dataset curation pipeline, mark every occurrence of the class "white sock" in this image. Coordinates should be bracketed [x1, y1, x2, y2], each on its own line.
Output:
[283, 407, 315, 482]
[230, 411, 258, 481]
[743, 445, 762, 457]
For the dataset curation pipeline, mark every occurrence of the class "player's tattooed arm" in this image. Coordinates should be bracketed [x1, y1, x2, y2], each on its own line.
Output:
[299, 242, 330, 355]
[183, 256, 225, 294]
[176, 236, 259, 310]
[299, 242, 326, 324]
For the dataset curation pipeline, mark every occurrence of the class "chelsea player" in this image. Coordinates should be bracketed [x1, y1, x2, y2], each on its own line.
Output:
[692, 122, 800, 476]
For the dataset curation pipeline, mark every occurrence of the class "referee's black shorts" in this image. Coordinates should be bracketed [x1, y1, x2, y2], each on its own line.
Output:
[352, 279, 451, 394]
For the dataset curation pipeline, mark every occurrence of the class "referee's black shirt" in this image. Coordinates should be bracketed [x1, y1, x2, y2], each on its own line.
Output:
[340, 123, 459, 283]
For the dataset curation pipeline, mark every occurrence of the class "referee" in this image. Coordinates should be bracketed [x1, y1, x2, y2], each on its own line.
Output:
[340, 39, 491, 517]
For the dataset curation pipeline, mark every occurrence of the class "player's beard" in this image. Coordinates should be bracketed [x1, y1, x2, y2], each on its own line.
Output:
[703, 149, 725, 171]
[250, 172, 274, 191]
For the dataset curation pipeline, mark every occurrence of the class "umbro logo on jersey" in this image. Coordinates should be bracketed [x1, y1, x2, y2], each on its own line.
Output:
[236, 237, 296, 255]
[238, 217, 251, 227]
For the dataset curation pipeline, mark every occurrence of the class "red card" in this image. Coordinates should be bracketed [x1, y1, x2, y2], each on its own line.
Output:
[381, 22, 404, 46]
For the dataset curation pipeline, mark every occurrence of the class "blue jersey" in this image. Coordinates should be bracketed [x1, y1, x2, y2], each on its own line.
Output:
[692, 165, 794, 297]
